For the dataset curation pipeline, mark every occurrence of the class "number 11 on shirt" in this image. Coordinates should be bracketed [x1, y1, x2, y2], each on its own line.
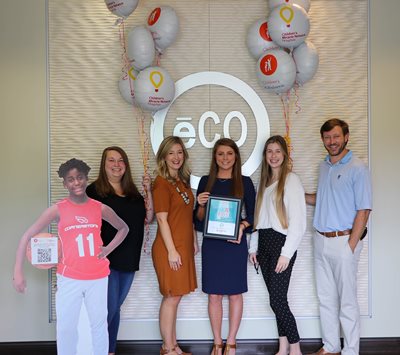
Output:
[75, 233, 95, 257]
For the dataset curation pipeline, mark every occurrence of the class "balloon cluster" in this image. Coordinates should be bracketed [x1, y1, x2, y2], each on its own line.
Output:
[105, 0, 139, 19]
[106, 3, 177, 251]
[247, 0, 319, 94]
[105, 2, 178, 113]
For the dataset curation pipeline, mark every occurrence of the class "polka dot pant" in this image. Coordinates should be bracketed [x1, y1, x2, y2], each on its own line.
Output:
[258, 228, 300, 344]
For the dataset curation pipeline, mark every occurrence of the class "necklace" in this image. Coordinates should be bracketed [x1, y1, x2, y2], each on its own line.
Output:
[175, 183, 190, 205]
[218, 177, 231, 183]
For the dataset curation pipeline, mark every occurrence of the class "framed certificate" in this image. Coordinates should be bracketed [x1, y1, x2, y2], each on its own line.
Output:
[203, 195, 242, 240]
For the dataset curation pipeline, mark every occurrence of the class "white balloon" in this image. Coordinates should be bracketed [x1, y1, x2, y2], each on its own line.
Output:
[104, 0, 139, 18]
[127, 26, 155, 71]
[269, 0, 311, 13]
[134, 66, 175, 112]
[147, 6, 179, 53]
[256, 49, 296, 93]
[293, 41, 319, 85]
[268, 4, 310, 48]
[246, 19, 279, 59]
[118, 68, 139, 105]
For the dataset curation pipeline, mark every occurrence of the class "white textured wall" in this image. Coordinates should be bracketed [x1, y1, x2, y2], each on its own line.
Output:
[0, 0, 55, 341]
[47, 0, 369, 339]
[0, 0, 399, 342]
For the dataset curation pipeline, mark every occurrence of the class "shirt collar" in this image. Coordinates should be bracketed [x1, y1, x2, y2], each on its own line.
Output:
[325, 150, 352, 166]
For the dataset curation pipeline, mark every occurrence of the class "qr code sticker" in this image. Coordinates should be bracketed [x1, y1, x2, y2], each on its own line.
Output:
[37, 248, 52, 263]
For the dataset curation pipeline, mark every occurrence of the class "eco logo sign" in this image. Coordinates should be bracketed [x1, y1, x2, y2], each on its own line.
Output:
[151, 71, 270, 189]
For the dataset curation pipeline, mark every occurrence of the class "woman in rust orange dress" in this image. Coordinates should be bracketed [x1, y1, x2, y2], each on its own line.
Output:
[152, 136, 198, 355]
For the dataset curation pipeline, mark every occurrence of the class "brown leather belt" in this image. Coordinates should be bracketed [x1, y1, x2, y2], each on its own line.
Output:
[317, 229, 352, 238]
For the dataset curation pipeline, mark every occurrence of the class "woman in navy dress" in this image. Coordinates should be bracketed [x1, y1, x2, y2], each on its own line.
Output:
[195, 138, 255, 355]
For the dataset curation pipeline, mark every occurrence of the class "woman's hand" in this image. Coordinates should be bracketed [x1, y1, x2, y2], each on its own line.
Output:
[168, 249, 182, 271]
[194, 240, 199, 255]
[143, 174, 154, 223]
[249, 252, 258, 265]
[228, 222, 245, 244]
[275, 255, 290, 273]
[197, 192, 210, 207]
[196, 192, 209, 222]
[192, 226, 199, 255]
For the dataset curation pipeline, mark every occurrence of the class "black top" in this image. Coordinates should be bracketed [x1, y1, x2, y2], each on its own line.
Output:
[86, 183, 146, 272]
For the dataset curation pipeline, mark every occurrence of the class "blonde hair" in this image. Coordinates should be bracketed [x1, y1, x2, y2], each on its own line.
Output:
[254, 135, 291, 229]
[155, 136, 191, 186]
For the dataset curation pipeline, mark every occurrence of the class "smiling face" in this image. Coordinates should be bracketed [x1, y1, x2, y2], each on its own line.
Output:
[322, 125, 349, 162]
[104, 149, 126, 183]
[63, 168, 88, 199]
[165, 143, 185, 176]
[266, 142, 285, 172]
[215, 145, 236, 175]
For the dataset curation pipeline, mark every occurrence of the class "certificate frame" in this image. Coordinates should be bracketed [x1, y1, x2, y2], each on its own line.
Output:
[203, 195, 242, 240]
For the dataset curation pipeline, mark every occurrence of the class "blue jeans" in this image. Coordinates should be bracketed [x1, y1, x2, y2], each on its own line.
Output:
[107, 268, 135, 353]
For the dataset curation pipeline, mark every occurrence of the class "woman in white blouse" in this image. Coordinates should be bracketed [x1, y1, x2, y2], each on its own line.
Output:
[249, 135, 306, 355]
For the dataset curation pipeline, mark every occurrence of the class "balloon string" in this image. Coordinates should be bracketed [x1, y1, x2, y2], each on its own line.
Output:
[286, 50, 296, 159]
[294, 83, 301, 114]
[136, 107, 152, 255]
[137, 108, 150, 174]
[151, 32, 162, 66]
[280, 92, 293, 166]
[142, 209, 151, 255]
[119, 21, 152, 255]
[142, 173, 151, 256]
[118, 21, 132, 75]
[156, 51, 162, 66]
[118, 21, 149, 173]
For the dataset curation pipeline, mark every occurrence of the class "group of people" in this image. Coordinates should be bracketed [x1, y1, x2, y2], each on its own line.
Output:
[13, 118, 371, 355]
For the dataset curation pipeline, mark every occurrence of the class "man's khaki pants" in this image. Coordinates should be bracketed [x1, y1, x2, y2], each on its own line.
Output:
[314, 231, 363, 355]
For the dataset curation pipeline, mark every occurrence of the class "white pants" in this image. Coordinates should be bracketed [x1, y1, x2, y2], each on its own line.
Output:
[56, 275, 108, 355]
[314, 232, 363, 355]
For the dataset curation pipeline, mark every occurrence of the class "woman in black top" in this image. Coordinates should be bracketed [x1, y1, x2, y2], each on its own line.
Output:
[87, 146, 153, 355]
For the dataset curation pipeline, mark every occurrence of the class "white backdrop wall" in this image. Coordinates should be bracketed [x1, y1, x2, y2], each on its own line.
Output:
[1, 0, 400, 343]
[47, 0, 368, 340]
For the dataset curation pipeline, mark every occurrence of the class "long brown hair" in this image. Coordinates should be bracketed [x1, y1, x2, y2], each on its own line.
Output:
[94, 146, 141, 199]
[254, 136, 291, 229]
[205, 138, 243, 198]
[155, 136, 191, 186]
